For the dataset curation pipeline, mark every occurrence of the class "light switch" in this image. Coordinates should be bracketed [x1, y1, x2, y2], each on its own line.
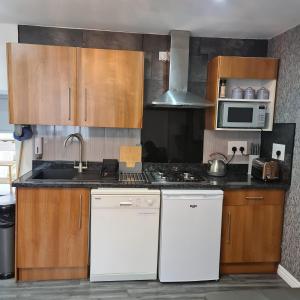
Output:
[272, 143, 285, 161]
[34, 137, 43, 157]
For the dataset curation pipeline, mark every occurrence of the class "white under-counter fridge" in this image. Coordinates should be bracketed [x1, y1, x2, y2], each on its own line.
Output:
[159, 189, 224, 282]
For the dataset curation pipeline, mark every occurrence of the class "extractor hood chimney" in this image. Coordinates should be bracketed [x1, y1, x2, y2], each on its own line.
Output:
[151, 30, 213, 108]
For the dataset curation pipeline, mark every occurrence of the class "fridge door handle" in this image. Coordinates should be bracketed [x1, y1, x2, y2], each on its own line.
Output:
[163, 195, 221, 200]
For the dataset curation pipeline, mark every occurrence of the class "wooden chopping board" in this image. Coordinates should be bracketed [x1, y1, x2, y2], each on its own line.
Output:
[119, 145, 142, 168]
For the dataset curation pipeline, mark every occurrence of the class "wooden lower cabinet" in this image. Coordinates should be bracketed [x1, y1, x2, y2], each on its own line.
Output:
[16, 188, 90, 281]
[220, 189, 285, 274]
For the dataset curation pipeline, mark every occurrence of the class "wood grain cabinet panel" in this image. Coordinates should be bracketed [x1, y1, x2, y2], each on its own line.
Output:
[223, 189, 285, 206]
[7, 43, 144, 128]
[243, 204, 283, 262]
[220, 189, 285, 274]
[7, 43, 77, 125]
[221, 205, 247, 263]
[16, 188, 90, 281]
[205, 56, 219, 129]
[77, 48, 144, 128]
[218, 56, 279, 79]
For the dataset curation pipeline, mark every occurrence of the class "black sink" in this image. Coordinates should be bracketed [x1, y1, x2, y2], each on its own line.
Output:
[32, 169, 76, 180]
[31, 168, 105, 181]
[72, 170, 103, 181]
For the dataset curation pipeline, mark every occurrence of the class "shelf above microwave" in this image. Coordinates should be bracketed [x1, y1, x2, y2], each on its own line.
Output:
[217, 98, 271, 103]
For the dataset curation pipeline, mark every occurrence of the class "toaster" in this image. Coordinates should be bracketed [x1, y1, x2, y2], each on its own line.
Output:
[251, 158, 280, 181]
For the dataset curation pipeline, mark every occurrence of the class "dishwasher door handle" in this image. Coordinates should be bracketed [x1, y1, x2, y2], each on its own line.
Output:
[120, 201, 133, 206]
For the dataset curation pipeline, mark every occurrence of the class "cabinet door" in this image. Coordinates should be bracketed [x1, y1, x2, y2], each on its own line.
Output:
[243, 203, 283, 262]
[218, 56, 279, 79]
[17, 188, 90, 268]
[78, 48, 144, 128]
[221, 191, 284, 264]
[7, 43, 77, 125]
[221, 205, 247, 263]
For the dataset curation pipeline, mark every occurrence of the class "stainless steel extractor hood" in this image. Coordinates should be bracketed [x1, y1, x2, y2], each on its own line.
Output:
[151, 30, 213, 108]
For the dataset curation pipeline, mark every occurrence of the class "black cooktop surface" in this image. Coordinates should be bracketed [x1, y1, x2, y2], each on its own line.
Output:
[147, 169, 207, 184]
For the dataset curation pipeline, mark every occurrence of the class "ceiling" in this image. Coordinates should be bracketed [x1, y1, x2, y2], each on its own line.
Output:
[1, 0, 300, 39]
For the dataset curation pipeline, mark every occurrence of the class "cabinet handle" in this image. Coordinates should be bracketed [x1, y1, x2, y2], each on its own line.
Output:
[84, 88, 88, 122]
[245, 196, 264, 200]
[78, 194, 83, 230]
[68, 87, 71, 121]
[226, 211, 231, 244]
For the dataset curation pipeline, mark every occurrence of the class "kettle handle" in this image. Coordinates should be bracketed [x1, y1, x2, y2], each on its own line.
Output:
[209, 152, 228, 162]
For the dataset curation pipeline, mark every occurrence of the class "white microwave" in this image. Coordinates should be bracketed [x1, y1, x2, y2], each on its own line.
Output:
[218, 102, 267, 129]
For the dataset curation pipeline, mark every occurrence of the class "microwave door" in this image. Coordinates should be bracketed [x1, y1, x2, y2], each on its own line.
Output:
[222, 103, 256, 128]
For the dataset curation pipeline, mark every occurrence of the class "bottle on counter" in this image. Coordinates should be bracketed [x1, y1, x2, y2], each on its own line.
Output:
[219, 79, 227, 98]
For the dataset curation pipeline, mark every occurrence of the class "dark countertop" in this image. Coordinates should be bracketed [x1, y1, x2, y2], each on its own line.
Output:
[12, 161, 291, 190]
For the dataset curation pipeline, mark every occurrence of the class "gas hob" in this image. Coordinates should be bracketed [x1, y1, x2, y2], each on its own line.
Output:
[147, 170, 207, 185]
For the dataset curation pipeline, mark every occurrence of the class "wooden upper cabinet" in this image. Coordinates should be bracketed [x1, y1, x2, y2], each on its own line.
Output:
[217, 56, 279, 79]
[77, 48, 144, 128]
[7, 43, 77, 125]
[7, 43, 144, 128]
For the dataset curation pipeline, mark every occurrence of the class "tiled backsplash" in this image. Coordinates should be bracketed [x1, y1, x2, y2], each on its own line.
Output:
[203, 130, 261, 164]
[33, 126, 140, 161]
[36, 127, 261, 164]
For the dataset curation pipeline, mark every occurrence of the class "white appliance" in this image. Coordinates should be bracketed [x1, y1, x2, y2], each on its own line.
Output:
[159, 189, 223, 282]
[90, 188, 160, 282]
[218, 101, 267, 128]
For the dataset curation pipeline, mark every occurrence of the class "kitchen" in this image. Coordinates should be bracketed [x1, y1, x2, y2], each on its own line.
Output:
[0, 0, 300, 299]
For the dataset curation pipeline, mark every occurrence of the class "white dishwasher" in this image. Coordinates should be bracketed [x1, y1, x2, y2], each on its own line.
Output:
[90, 188, 160, 282]
[159, 189, 223, 282]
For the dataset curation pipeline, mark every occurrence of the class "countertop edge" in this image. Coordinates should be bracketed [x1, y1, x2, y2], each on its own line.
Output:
[12, 165, 291, 191]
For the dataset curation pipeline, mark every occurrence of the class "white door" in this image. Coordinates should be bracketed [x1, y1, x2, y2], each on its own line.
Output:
[90, 194, 160, 281]
[159, 190, 223, 282]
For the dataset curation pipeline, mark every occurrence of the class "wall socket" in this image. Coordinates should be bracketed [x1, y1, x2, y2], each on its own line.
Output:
[272, 143, 285, 161]
[159, 51, 170, 62]
[228, 141, 248, 155]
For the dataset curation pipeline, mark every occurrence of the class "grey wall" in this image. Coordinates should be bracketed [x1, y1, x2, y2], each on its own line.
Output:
[268, 25, 300, 280]
[18, 25, 268, 162]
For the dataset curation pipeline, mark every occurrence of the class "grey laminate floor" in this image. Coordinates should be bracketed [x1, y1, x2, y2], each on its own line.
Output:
[0, 274, 292, 300]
